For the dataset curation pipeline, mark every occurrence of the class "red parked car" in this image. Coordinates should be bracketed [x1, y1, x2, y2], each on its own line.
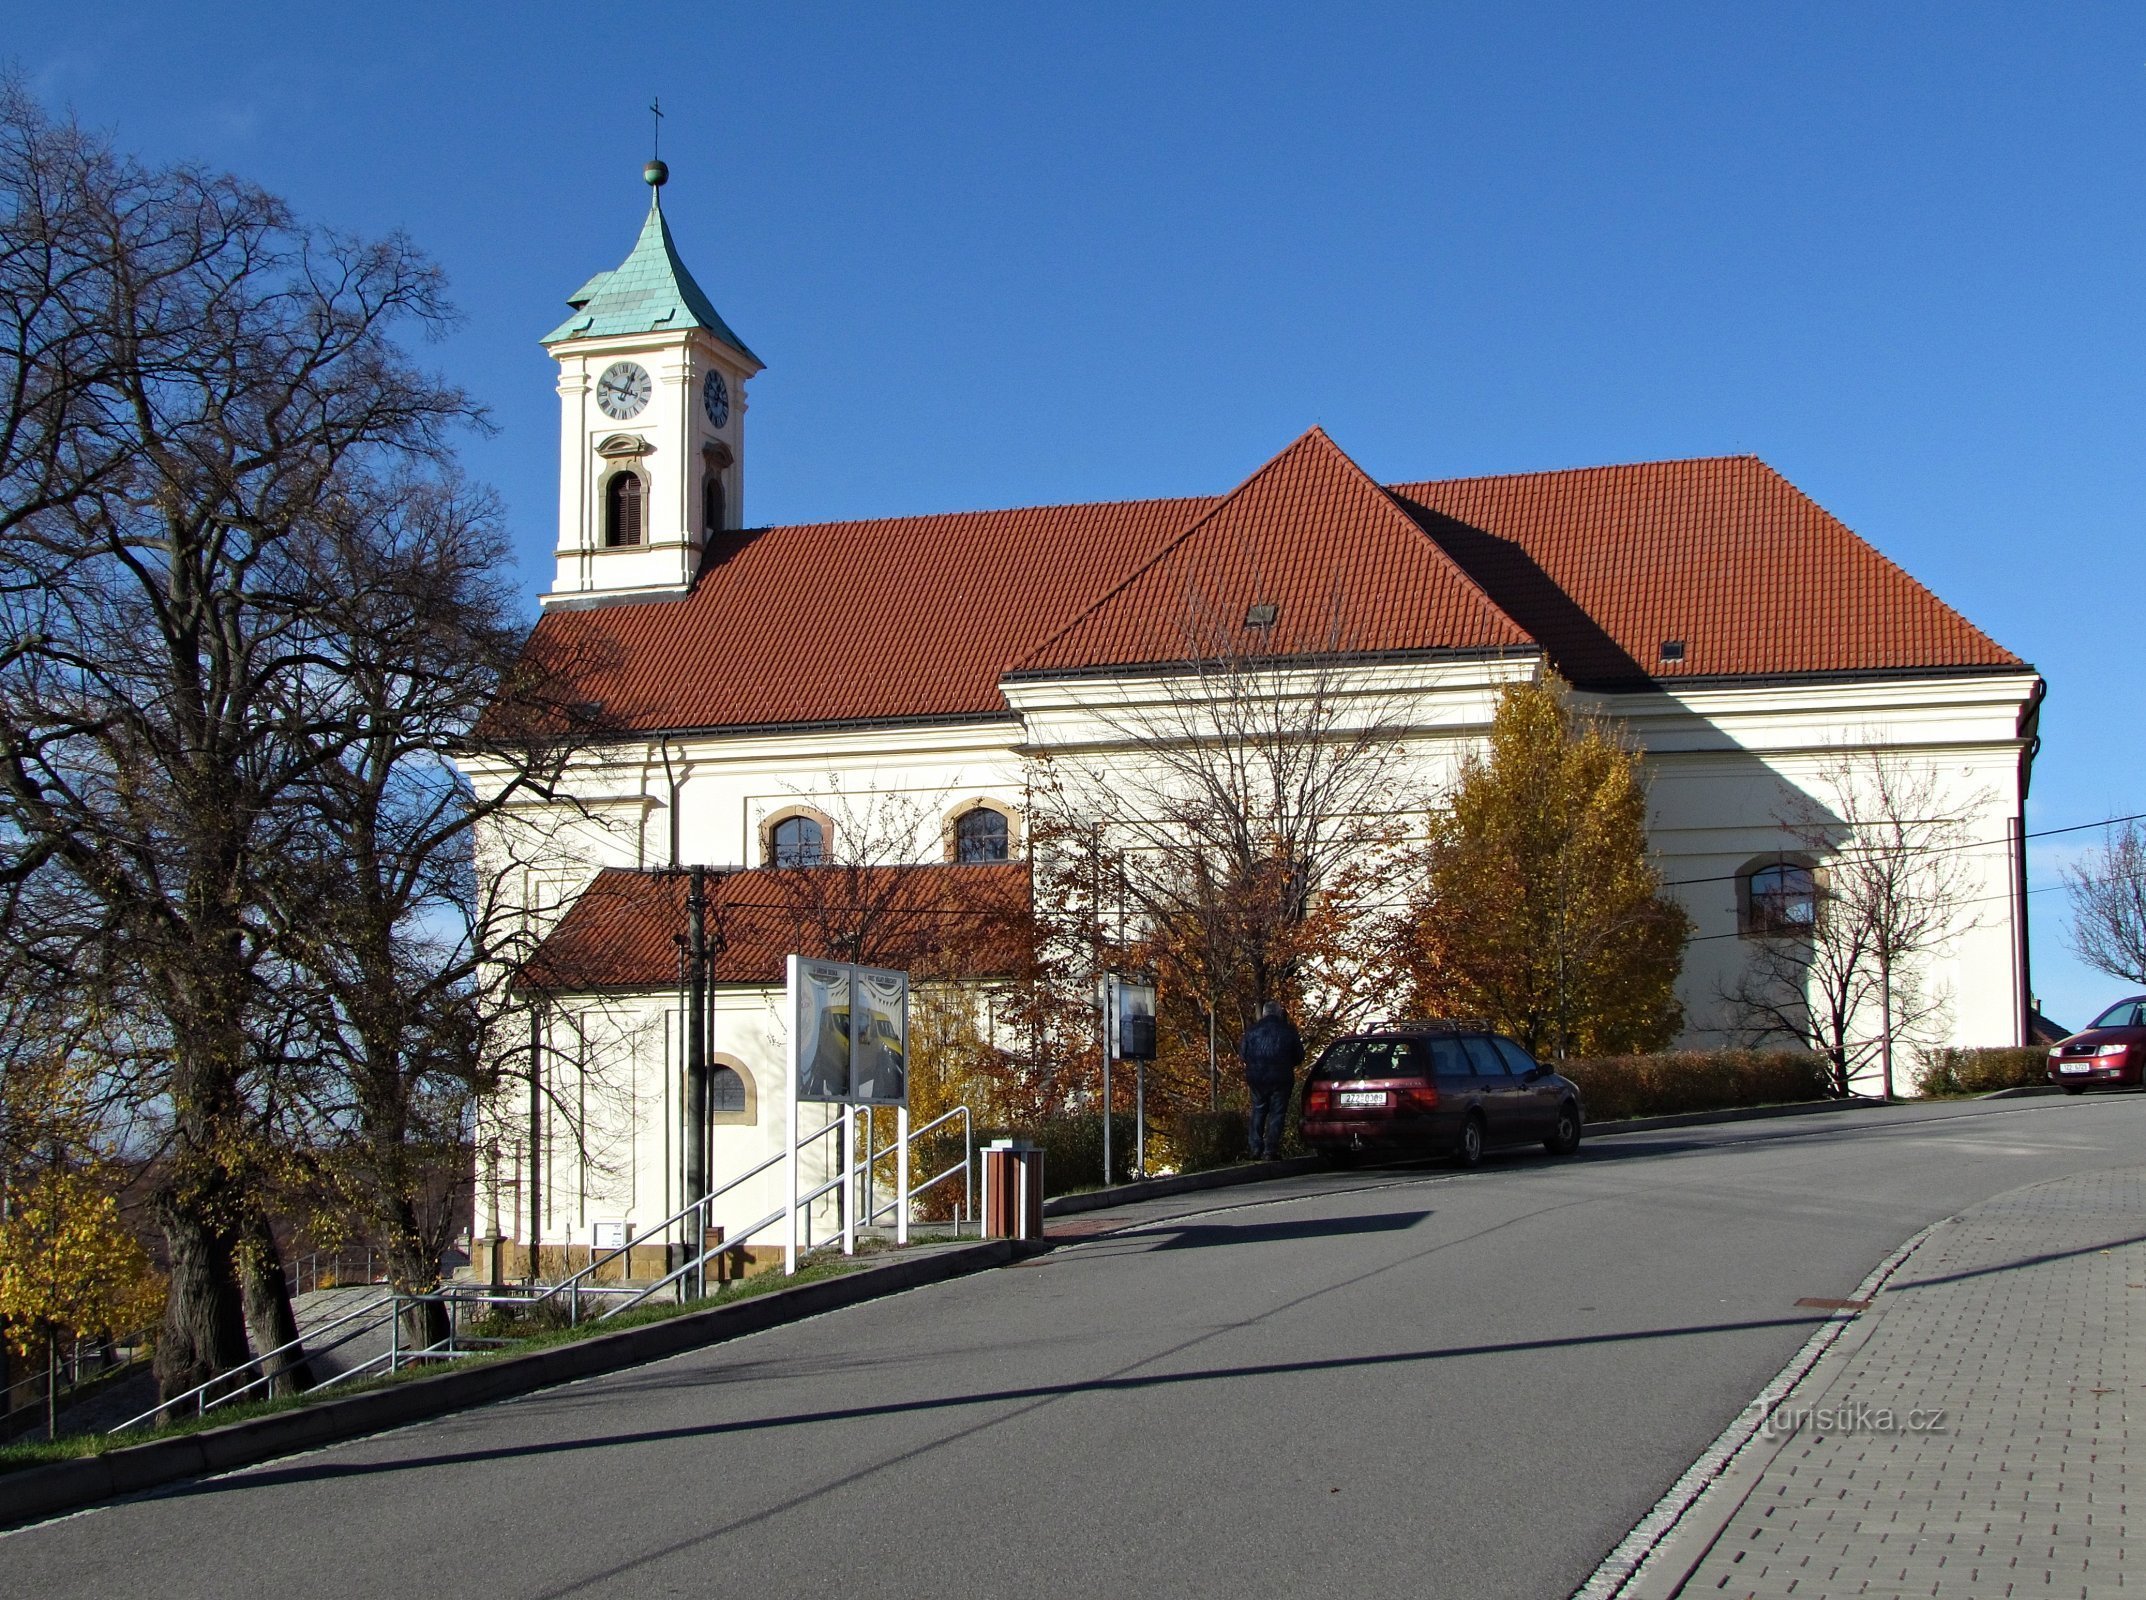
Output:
[1300, 1022, 1584, 1166]
[2048, 997, 2146, 1093]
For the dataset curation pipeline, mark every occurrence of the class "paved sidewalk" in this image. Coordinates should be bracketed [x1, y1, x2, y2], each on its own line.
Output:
[1619, 1165, 2145, 1599]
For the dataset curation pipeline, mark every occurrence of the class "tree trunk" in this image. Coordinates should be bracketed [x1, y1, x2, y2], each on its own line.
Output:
[152, 1192, 251, 1415]
[45, 1326, 57, 1443]
[384, 1197, 449, 1353]
[237, 1208, 312, 1396]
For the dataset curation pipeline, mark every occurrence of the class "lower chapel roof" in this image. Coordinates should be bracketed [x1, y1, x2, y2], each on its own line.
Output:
[528, 429, 2027, 736]
[521, 863, 1032, 994]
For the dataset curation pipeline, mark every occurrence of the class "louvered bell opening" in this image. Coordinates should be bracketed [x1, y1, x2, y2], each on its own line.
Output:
[606, 472, 644, 548]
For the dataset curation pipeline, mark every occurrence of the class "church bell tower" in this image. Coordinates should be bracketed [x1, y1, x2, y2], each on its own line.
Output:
[540, 159, 762, 608]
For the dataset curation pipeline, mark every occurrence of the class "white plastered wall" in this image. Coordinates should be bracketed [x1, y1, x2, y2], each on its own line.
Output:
[467, 658, 2038, 1248]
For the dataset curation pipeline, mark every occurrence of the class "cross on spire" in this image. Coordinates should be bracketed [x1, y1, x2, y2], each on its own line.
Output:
[650, 96, 664, 161]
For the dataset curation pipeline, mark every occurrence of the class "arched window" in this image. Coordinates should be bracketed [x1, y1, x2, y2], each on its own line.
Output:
[770, 814, 825, 869]
[709, 1065, 747, 1114]
[954, 807, 1009, 863]
[604, 471, 644, 548]
[708, 1055, 758, 1126]
[1745, 861, 1818, 935]
[701, 470, 726, 535]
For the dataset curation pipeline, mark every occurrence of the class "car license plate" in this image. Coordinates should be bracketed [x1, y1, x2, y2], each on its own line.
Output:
[1337, 1089, 1386, 1108]
[2058, 1062, 2093, 1075]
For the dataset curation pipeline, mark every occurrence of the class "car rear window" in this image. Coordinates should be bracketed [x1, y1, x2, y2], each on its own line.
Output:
[1312, 1038, 1420, 1080]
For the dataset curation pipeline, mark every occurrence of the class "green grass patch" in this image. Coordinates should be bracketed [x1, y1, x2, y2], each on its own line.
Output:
[0, 1246, 899, 1476]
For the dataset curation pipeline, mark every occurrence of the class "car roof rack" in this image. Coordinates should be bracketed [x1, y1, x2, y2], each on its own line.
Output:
[1371, 1017, 1494, 1035]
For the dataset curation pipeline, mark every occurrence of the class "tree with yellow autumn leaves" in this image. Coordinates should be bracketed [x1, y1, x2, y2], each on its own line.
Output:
[0, 1166, 164, 1440]
[1406, 676, 1689, 1059]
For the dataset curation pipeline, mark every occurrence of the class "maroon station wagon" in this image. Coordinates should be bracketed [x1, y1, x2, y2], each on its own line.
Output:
[1300, 1025, 1585, 1167]
[2048, 997, 2146, 1093]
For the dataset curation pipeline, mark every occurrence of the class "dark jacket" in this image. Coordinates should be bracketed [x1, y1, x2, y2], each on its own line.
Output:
[1240, 1014, 1305, 1088]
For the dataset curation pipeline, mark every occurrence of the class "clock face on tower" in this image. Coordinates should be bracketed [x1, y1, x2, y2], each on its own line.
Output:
[595, 361, 651, 420]
[702, 369, 730, 428]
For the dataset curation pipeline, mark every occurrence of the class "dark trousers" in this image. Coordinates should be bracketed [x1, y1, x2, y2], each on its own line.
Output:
[1247, 1083, 1291, 1158]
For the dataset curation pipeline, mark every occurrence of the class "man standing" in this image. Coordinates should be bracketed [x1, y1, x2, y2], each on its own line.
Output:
[1240, 1000, 1304, 1161]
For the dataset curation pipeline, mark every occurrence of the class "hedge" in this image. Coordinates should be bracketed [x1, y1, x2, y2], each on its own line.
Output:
[1558, 1050, 1832, 1122]
[1914, 1046, 2048, 1097]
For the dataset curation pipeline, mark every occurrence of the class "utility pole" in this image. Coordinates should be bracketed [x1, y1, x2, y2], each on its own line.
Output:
[527, 1003, 543, 1283]
[684, 864, 710, 1296]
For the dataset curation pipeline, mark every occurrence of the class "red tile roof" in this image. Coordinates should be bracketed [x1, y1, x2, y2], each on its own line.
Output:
[1388, 455, 2023, 686]
[1018, 428, 1533, 675]
[525, 435, 2022, 734]
[534, 494, 1208, 733]
[520, 862, 1031, 993]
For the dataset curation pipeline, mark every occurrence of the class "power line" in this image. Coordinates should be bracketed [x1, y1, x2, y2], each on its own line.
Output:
[1656, 809, 2146, 892]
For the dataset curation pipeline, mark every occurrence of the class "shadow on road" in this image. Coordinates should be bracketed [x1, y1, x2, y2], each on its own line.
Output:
[167, 1309, 1833, 1502]
[1147, 1210, 1430, 1250]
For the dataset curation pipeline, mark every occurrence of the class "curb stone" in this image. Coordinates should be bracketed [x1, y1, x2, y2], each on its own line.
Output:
[1568, 1223, 1937, 1600]
[0, 1237, 1014, 1533]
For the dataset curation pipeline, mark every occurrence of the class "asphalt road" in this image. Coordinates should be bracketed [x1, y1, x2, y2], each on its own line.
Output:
[8, 1095, 2145, 1600]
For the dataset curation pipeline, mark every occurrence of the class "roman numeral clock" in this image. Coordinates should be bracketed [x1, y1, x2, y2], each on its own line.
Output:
[597, 361, 652, 420]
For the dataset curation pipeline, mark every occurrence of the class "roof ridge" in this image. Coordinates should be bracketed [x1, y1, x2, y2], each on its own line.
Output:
[1302, 429, 1535, 648]
[1009, 428, 1336, 672]
[1390, 452, 1765, 493]
[1012, 427, 1535, 673]
[743, 454, 1773, 540]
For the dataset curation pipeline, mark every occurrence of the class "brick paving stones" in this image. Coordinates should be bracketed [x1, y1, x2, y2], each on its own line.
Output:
[1666, 1166, 2144, 1599]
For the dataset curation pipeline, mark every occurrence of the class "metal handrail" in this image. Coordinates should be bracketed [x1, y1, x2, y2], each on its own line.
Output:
[107, 1281, 530, 1434]
[542, 1119, 845, 1324]
[598, 1153, 855, 1321]
[610, 1103, 974, 1317]
[108, 1288, 406, 1434]
[1, 1335, 154, 1435]
[862, 1105, 972, 1228]
[535, 1178, 739, 1320]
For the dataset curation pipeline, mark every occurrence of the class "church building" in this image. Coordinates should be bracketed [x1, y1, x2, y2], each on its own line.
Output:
[466, 164, 2044, 1267]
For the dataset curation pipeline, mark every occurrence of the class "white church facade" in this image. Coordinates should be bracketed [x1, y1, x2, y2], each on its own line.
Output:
[463, 164, 2044, 1267]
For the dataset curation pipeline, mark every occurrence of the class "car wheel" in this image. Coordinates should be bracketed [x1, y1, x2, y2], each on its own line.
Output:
[1455, 1112, 1485, 1168]
[1544, 1101, 1582, 1156]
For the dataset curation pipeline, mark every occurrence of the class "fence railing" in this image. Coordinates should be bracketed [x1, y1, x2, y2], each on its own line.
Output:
[105, 1103, 976, 1436]
[284, 1248, 387, 1297]
[864, 1105, 972, 1229]
[1, 1332, 155, 1437]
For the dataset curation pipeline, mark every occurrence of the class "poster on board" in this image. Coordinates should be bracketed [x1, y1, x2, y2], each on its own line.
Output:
[789, 957, 909, 1106]
[1109, 975, 1157, 1061]
[795, 960, 852, 1101]
[851, 966, 909, 1104]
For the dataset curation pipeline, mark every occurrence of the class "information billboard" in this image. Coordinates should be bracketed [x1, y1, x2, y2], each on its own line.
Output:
[788, 956, 909, 1106]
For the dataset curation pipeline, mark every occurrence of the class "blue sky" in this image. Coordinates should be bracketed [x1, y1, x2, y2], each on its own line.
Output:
[14, 2, 2145, 1029]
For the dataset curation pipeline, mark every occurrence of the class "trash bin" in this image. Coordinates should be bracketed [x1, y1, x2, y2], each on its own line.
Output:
[982, 1138, 1045, 1242]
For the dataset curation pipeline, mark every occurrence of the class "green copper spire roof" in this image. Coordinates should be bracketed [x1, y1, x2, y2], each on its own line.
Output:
[542, 188, 759, 362]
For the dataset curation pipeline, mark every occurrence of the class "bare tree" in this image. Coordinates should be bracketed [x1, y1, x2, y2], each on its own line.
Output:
[1026, 587, 1413, 1114]
[2065, 819, 2146, 987]
[259, 475, 594, 1348]
[0, 82, 482, 1400]
[1728, 750, 1983, 1098]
